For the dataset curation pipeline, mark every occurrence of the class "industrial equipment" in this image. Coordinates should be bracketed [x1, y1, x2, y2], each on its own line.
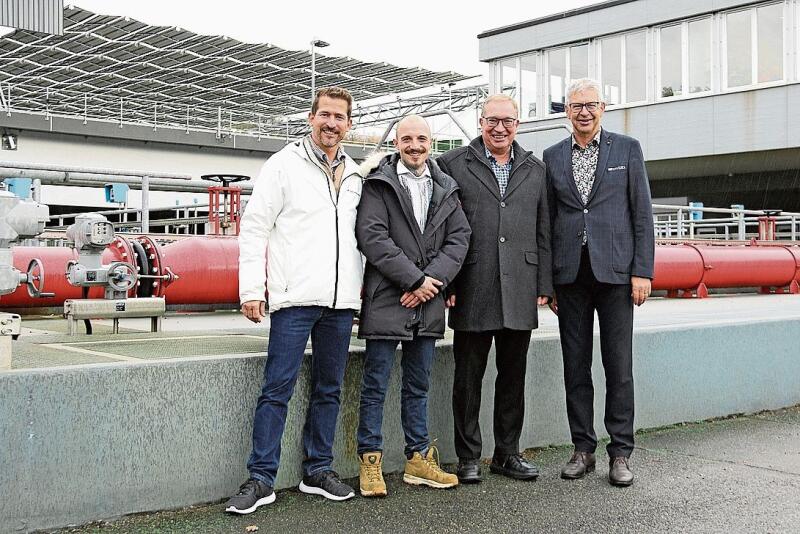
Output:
[0, 189, 51, 369]
[63, 214, 170, 335]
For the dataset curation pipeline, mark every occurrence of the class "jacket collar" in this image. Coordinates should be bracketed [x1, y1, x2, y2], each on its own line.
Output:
[294, 138, 361, 178]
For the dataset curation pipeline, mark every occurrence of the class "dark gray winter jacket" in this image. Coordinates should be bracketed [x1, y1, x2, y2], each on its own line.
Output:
[356, 152, 471, 340]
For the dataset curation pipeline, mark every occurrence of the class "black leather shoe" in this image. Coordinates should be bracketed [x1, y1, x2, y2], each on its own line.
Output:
[560, 451, 596, 480]
[456, 458, 482, 484]
[608, 456, 634, 487]
[489, 454, 539, 481]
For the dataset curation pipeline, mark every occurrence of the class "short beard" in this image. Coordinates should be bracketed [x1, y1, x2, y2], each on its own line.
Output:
[403, 158, 427, 177]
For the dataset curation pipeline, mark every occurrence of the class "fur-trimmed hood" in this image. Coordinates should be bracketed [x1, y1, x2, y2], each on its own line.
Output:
[359, 151, 391, 177]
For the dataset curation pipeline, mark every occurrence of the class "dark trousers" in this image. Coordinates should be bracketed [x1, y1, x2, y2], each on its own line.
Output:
[247, 306, 354, 486]
[555, 247, 635, 458]
[452, 328, 532, 460]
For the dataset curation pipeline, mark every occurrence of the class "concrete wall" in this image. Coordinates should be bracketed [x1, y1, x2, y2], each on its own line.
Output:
[2, 319, 799, 532]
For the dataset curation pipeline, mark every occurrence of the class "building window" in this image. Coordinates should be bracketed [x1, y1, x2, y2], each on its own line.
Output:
[688, 18, 712, 93]
[625, 31, 647, 103]
[547, 44, 588, 114]
[658, 18, 712, 99]
[659, 24, 683, 97]
[499, 58, 518, 99]
[599, 30, 647, 105]
[757, 3, 783, 83]
[547, 47, 567, 113]
[724, 3, 784, 89]
[600, 36, 622, 105]
[520, 54, 537, 119]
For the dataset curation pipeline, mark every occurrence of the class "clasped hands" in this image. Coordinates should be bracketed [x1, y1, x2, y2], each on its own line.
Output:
[400, 276, 443, 309]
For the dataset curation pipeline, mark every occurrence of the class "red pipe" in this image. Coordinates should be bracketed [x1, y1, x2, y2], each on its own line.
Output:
[159, 237, 240, 305]
[2, 239, 798, 309]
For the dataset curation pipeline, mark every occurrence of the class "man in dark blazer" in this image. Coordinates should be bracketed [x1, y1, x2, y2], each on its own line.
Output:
[543, 78, 654, 487]
[437, 94, 553, 484]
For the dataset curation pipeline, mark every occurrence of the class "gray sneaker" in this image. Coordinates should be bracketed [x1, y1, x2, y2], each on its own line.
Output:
[299, 470, 355, 501]
[224, 478, 275, 514]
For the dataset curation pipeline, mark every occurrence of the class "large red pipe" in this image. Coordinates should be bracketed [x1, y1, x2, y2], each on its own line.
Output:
[2, 239, 798, 309]
[159, 237, 240, 305]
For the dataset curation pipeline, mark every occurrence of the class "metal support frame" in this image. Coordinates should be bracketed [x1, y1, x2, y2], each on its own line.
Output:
[374, 109, 475, 150]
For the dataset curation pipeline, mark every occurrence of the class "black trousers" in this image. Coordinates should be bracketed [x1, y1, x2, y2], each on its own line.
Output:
[555, 247, 635, 458]
[452, 328, 532, 460]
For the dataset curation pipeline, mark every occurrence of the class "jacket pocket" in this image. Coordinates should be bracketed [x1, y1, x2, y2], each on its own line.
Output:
[524, 251, 538, 265]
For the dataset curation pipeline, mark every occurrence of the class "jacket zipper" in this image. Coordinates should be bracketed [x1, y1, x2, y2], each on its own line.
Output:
[319, 164, 359, 309]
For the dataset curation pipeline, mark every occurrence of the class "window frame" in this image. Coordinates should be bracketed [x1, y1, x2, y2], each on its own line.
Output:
[655, 16, 714, 102]
[721, 1, 787, 92]
[545, 41, 590, 117]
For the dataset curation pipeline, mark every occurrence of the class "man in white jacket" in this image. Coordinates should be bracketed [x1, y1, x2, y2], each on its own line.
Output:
[226, 87, 363, 515]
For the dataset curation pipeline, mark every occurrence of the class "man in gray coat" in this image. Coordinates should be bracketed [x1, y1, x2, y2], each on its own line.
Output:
[437, 94, 553, 484]
[543, 78, 654, 487]
[355, 115, 470, 497]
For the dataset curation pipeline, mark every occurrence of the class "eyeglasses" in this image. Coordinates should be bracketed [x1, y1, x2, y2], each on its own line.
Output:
[482, 116, 518, 128]
[568, 102, 602, 113]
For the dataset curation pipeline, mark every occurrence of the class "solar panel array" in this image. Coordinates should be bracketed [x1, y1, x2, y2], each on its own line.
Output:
[0, 6, 474, 137]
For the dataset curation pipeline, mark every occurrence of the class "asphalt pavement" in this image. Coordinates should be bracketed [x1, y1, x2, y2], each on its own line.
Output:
[59, 405, 800, 534]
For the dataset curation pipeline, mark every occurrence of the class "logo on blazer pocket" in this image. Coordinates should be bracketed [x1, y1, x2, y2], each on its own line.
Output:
[607, 165, 627, 172]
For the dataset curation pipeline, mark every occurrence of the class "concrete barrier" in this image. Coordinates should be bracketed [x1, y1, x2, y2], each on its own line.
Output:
[1, 319, 799, 532]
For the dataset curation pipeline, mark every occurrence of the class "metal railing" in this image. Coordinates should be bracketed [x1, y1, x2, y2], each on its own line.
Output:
[653, 204, 800, 241]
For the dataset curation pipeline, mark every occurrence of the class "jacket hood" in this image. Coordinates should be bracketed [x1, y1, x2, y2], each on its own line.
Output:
[359, 151, 392, 177]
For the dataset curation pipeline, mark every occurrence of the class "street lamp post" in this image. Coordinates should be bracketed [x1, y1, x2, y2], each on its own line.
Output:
[310, 39, 330, 103]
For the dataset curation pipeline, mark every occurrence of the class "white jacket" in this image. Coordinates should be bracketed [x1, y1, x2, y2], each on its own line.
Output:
[238, 139, 364, 312]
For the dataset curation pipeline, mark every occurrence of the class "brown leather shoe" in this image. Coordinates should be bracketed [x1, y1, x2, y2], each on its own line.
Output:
[608, 456, 634, 486]
[560, 451, 596, 480]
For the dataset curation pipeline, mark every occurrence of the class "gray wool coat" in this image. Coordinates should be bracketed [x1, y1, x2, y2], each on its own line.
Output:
[356, 153, 471, 340]
[436, 137, 553, 332]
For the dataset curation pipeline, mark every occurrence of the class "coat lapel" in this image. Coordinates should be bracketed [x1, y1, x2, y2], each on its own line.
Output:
[502, 142, 531, 199]
[587, 130, 612, 204]
[466, 140, 502, 201]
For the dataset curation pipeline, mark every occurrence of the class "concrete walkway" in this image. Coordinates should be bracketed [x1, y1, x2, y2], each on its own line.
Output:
[63, 405, 800, 533]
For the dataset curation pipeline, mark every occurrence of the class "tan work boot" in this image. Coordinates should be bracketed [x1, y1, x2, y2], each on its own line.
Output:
[403, 446, 459, 489]
[359, 452, 387, 497]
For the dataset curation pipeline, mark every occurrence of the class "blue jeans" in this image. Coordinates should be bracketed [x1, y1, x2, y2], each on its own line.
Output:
[357, 336, 436, 458]
[247, 306, 354, 486]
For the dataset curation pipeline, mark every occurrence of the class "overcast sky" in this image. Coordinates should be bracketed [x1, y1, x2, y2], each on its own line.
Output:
[71, 0, 600, 78]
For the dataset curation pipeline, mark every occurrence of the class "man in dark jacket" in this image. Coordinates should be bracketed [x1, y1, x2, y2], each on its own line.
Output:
[355, 115, 471, 497]
[437, 94, 553, 484]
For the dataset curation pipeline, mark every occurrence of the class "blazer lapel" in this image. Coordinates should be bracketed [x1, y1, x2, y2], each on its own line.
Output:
[587, 130, 612, 204]
[562, 138, 583, 204]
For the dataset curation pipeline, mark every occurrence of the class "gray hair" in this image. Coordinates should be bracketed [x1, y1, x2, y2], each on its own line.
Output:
[566, 78, 605, 104]
[482, 93, 519, 117]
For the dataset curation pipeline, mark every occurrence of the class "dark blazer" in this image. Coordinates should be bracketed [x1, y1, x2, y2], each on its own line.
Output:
[356, 153, 471, 340]
[543, 129, 655, 286]
[437, 137, 553, 332]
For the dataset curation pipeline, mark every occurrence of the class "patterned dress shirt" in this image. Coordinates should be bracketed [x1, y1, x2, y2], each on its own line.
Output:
[485, 145, 514, 197]
[571, 129, 602, 244]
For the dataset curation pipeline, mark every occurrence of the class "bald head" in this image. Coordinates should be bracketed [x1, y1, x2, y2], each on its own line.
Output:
[394, 115, 432, 176]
